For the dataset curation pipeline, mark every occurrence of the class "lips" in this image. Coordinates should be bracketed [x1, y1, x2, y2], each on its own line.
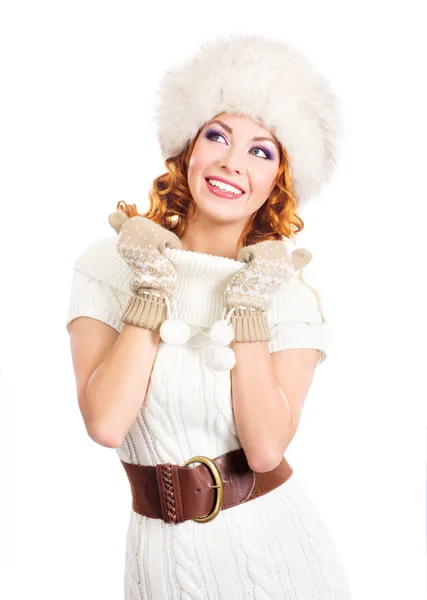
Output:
[205, 176, 245, 193]
[205, 178, 245, 199]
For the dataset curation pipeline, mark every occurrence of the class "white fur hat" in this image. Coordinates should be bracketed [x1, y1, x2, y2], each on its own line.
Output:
[152, 33, 342, 206]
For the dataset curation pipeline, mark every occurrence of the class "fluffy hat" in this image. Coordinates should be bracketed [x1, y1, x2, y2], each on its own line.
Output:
[152, 33, 343, 206]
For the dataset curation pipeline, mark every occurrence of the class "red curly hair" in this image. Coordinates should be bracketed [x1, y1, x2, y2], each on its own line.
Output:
[114, 125, 304, 251]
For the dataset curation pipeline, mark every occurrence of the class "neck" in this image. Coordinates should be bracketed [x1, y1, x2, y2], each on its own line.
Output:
[180, 214, 246, 260]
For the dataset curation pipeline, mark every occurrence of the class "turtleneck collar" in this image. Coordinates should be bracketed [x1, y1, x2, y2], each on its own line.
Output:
[162, 246, 246, 328]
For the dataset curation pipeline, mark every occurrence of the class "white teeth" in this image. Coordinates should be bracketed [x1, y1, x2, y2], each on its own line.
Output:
[207, 179, 243, 194]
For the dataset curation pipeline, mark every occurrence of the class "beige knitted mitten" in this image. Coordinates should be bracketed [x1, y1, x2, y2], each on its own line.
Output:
[109, 211, 183, 331]
[212, 240, 312, 344]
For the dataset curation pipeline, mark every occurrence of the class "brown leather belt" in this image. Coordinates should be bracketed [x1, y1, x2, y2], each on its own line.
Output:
[120, 448, 293, 524]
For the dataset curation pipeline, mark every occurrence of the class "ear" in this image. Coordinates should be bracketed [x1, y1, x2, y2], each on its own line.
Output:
[108, 210, 128, 234]
[291, 248, 312, 271]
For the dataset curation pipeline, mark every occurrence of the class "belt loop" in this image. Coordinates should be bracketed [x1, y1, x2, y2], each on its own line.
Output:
[155, 464, 184, 524]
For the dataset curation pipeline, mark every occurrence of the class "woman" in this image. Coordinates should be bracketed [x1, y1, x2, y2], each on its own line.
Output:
[67, 34, 352, 599]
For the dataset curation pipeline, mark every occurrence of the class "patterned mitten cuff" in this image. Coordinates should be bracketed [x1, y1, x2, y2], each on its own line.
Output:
[122, 292, 167, 331]
[206, 307, 272, 372]
[229, 308, 272, 342]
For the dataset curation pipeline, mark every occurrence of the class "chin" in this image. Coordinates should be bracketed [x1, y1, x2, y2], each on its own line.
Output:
[198, 202, 249, 226]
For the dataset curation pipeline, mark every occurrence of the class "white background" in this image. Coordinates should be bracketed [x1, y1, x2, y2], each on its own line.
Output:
[1, 1, 426, 598]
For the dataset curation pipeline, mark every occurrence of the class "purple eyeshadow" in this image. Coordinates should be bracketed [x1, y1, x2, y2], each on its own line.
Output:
[204, 128, 274, 160]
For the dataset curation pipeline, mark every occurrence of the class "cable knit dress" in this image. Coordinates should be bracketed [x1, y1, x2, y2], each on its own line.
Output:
[66, 235, 352, 600]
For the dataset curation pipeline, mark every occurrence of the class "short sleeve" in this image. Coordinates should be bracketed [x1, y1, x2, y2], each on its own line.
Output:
[65, 271, 127, 334]
[267, 268, 329, 364]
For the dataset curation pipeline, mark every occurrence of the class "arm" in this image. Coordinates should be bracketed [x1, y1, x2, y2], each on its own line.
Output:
[69, 209, 182, 447]
[69, 317, 160, 448]
[230, 341, 320, 472]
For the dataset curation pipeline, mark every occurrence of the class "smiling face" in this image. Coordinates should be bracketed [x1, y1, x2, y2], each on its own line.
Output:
[187, 112, 281, 224]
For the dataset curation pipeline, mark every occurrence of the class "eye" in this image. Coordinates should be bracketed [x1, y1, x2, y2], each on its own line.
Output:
[251, 146, 272, 160]
[205, 130, 227, 144]
[205, 129, 273, 160]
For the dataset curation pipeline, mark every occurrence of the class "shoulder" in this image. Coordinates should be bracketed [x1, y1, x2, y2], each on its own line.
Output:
[73, 234, 132, 293]
[269, 272, 326, 325]
[269, 241, 327, 325]
[267, 243, 329, 361]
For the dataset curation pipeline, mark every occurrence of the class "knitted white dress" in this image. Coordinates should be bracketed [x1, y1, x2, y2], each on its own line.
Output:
[66, 235, 352, 600]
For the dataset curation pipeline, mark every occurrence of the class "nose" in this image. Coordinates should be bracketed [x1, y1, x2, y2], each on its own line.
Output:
[219, 146, 244, 175]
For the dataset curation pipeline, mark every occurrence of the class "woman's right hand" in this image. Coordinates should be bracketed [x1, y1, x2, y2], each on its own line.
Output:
[108, 210, 183, 301]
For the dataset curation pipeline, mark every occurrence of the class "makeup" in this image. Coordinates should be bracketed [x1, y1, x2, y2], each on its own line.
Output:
[205, 178, 245, 199]
[205, 129, 274, 160]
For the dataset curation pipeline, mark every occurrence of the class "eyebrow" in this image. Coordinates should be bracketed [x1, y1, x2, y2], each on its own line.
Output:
[207, 119, 279, 151]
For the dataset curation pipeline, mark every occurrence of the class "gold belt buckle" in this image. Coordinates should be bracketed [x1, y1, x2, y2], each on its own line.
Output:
[183, 455, 224, 523]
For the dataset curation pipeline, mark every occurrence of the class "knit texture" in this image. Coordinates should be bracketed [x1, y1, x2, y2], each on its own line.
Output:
[122, 293, 167, 331]
[66, 235, 329, 362]
[229, 308, 272, 342]
[65, 235, 352, 599]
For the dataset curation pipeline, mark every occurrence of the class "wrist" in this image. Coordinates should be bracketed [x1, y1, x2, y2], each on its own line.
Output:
[228, 307, 271, 343]
[122, 292, 168, 332]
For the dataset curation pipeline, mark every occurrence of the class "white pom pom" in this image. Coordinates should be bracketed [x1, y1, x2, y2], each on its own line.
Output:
[160, 319, 192, 345]
[208, 345, 236, 371]
[208, 319, 235, 345]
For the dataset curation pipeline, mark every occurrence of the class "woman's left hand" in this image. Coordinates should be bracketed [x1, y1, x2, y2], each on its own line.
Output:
[207, 240, 312, 364]
[225, 240, 311, 313]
